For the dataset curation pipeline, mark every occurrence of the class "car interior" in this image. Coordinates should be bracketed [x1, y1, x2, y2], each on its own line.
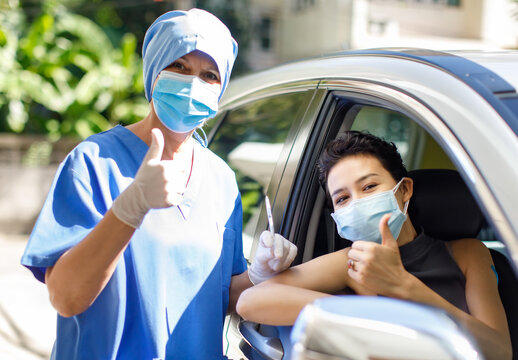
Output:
[299, 98, 518, 358]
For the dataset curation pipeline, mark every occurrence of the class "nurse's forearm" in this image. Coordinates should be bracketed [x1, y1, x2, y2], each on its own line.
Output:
[45, 209, 135, 317]
[227, 270, 253, 314]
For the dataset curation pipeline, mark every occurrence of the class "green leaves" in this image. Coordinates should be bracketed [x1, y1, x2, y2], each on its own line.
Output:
[0, 3, 146, 138]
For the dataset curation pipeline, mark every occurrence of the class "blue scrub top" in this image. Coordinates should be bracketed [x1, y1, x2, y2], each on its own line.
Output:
[21, 125, 247, 360]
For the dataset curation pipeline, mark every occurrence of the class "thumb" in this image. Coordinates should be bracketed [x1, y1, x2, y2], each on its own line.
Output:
[380, 213, 398, 249]
[145, 128, 164, 162]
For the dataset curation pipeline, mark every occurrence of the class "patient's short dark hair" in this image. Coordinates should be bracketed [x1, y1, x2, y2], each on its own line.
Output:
[317, 131, 408, 191]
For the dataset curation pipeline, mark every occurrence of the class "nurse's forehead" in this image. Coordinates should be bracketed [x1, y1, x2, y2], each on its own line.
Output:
[176, 50, 218, 68]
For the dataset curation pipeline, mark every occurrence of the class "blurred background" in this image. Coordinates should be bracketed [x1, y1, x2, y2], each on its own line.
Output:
[0, 0, 517, 358]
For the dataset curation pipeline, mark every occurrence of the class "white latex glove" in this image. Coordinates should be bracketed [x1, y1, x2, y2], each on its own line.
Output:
[111, 128, 188, 228]
[248, 231, 298, 285]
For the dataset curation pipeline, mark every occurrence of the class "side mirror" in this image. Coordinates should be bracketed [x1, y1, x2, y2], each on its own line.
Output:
[290, 295, 482, 360]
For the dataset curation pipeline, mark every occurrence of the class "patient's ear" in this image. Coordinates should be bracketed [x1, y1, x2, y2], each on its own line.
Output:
[401, 177, 413, 203]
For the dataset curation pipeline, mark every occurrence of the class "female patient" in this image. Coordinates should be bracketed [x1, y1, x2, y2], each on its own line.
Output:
[236, 131, 511, 360]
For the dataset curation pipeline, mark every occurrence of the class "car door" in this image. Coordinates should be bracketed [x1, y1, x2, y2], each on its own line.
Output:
[232, 78, 518, 359]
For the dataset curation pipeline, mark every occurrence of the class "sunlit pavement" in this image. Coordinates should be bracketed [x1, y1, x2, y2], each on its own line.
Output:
[0, 234, 55, 360]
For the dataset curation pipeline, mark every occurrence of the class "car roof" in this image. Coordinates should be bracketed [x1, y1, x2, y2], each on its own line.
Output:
[221, 48, 518, 136]
[454, 50, 518, 91]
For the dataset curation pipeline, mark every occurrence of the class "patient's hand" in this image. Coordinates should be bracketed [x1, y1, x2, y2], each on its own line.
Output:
[346, 214, 411, 298]
[342, 247, 378, 296]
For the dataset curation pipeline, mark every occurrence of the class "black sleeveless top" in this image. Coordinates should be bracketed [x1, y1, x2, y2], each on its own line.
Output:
[399, 232, 469, 313]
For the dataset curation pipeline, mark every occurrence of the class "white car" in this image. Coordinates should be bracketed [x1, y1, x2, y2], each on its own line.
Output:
[204, 48, 518, 360]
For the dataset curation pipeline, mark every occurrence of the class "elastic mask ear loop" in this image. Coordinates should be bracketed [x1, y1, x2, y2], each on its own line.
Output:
[393, 178, 404, 193]
[403, 198, 410, 215]
[193, 127, 208, 148]
[394, 178, 409, 214]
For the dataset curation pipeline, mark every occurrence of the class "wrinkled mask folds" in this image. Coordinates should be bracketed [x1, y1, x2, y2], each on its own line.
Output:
[152, 71, 220, 133]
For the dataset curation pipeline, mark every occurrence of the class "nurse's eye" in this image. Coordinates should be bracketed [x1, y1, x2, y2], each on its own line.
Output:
[171, 61, 185, 71]
[203, 71, 220, 83]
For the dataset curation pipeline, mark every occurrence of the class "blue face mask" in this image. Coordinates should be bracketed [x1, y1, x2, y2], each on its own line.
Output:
[152, 71, 220, 133]
[331, 179, 409, 243]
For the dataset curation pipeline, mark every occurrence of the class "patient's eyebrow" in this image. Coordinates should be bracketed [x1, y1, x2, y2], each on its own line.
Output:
[355, 173, 378, 184]
[330, 173, 379, 197]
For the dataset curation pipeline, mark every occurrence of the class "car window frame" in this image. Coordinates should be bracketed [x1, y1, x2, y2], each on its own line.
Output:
[281, 79, 515, 264]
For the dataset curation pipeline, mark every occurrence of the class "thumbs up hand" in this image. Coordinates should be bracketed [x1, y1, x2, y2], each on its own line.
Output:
[112, 128, 185, 228]
[346, 214, 409, 297]
[380, 213, 401, 250]
[248, 231, 298, 285]
[133, 128, 184, 209]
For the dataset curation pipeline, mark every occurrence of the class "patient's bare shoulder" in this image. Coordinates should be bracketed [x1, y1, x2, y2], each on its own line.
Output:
[448, 238, 493, 274]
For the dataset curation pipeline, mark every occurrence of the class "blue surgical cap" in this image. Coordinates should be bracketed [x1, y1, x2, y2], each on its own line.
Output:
[142, 8, 238, 102]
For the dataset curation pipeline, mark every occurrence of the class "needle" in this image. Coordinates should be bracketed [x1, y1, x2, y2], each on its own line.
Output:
[265, 195, 275, 235]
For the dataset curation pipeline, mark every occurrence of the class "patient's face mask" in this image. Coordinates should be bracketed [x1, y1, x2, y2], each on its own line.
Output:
[331, 179, 409, 243]
[152, 71, 220, 133]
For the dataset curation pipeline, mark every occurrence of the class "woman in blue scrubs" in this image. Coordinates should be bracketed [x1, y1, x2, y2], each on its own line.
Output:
[21, 9, 297, 360]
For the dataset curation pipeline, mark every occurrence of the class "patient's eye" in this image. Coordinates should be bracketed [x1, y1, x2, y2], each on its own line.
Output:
[334, 194, 350, 207]
[363, 183, 378, 192]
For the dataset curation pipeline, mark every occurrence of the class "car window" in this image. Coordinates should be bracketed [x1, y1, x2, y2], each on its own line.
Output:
[351, 106, 414, 159]
[303, 101, 503, 260]
[350, 106, 456, 171]
[209, 92, 307, 257]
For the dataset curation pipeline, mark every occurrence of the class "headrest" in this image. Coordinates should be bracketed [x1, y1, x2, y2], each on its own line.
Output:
[408, 169, 484, 241]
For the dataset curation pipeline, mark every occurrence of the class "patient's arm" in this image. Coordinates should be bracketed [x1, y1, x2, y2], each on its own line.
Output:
[236, 282, 330, 326]
[347, 215, 511, 360]
[449, 238, 512, 360]
[236, 248, 374, 325]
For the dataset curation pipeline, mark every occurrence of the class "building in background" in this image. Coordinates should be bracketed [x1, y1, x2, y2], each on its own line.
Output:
[246, 0, 518, 70]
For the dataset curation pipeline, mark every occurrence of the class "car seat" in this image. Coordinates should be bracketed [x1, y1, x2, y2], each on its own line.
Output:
[408, 169, 518, 360]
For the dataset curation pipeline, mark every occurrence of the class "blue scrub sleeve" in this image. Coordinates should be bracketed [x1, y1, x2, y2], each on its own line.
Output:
[231, 193, 247, 275]
[21, 149, 106, 282]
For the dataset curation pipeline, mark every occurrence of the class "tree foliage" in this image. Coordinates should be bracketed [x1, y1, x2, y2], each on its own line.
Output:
[0, 0, 251, 140]
[0, 1, 149, 140]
